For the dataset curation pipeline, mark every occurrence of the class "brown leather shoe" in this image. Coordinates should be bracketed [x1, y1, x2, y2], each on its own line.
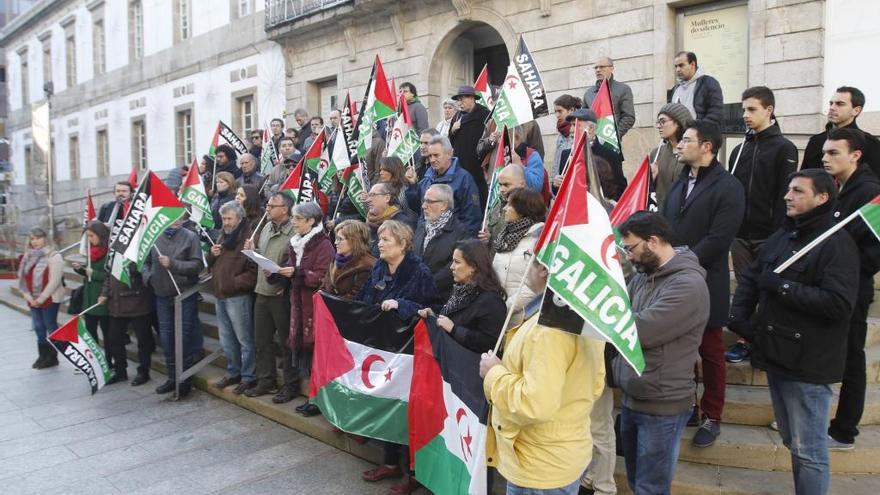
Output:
[362, 465, 402, 482]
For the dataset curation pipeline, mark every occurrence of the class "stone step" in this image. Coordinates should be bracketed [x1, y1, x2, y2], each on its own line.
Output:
[612, 458, 880, 494]
[725, 345, 880, 386]
[677, 422, 880, 474]
[613, 384, 880, 427]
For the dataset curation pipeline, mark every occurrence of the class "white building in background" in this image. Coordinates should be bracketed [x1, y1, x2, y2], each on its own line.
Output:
[0, 0, 286, 234]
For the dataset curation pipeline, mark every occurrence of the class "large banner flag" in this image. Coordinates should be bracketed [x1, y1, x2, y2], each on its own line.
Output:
[492, 36, 549, 129]
[356, 55, 397, 160]
[474, 64, 494, 109]
[486, 125, 512, 211]
[310, 293, 414, 445]
[78, 190, 97, 256]
[123, 172, 187, 268]
[609, 155, 657, 227]
[409, 319, 488, 495]
[208, 121, 249, 160]
[592, 79, 622, 157]
[386, 93, 420, 162]
[49, 314, 113, 394]
[534, 132, 645, 375]
[179, 159, 214, 229]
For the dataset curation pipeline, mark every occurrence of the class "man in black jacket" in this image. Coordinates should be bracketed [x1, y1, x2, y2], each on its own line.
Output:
[449, 85, 491, 207]
[413, 184, 469, 301]
[726, 86, 798, 363]
[669, 52, 724, 124]
[801, 86, 880, 174]
[729, 169, 859, 494]
[661, 120, 745, 447]
[98, 181, 133, 224]
[821, 128, 880, 450]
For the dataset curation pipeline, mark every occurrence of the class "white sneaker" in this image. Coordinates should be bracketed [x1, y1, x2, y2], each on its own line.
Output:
[769, 420, 778, 431]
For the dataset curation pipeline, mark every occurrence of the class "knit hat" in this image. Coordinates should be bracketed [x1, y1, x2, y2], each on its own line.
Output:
[657, 102, 694, 129]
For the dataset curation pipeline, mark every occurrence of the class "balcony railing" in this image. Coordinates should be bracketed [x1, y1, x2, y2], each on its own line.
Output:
[264, 0, 352, 30]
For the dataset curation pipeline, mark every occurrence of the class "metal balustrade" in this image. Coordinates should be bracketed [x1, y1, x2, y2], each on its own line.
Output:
[264, 0, 352, 30]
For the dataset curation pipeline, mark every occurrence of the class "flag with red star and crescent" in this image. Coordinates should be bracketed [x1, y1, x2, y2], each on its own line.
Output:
[409, 318, 488, 495]
[491, 35, 548, 129]
[310, 293, 415, 445]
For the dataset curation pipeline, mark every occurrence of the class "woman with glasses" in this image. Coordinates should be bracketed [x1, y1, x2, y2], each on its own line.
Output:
[650, 103, 694, 208]
[492, 187, 547, 329]
[358, 219, 437, 493]
[377, 156, 417, 220]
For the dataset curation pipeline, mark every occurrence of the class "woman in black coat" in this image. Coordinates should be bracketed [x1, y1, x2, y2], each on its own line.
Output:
[418, 239, 506, 353]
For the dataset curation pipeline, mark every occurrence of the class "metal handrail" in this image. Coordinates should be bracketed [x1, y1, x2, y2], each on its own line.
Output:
[173, 274, 220, 399]
[18, 189, 115, 214]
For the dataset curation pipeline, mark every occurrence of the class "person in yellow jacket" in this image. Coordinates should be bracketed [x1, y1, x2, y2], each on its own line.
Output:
[480, 260, 606, 495]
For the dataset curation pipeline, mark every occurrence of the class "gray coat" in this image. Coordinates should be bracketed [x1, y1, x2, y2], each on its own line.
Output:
[614, 248, 710, 416]
[142, 227, 205, 297]
[583, 78, 636, 137]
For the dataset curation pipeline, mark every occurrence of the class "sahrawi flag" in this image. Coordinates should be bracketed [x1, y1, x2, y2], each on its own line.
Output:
[474, 63, 494, 109]
[207, 121, 249, 160]
[280, 135, 321, 204]
[485, 125, 512, 210]
[318, 131, 337, 194]
[49, 315, 113, 394]
[409, 319, 488, 495]
[335, 92, 368, 219]
[534, 130, 645, 374]
[593, 78, 622, 157]
[310, 293, 414, 444]
[78, 189, 97, 256]
[123, 172, 187, 269]
[609, 155, 657, 227]
[179, 158, 214, 229]
[859, 194, 880, 241]
[355, 55, 396, 160]
[492, 36, 549, 129]
[386, 93, 421, 162]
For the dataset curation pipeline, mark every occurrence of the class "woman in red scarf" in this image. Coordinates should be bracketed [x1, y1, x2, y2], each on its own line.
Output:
[18, 227, 65, 369]
[71, 221, 114, 376]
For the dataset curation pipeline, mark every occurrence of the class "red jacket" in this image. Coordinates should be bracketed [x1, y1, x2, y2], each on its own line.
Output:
[285, 232, 335, 351]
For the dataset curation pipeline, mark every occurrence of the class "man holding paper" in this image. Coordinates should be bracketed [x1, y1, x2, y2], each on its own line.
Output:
[244, 193, 297, 402]
[729, 169, 859, 495]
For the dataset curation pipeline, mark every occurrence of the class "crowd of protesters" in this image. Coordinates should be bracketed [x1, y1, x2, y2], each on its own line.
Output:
[18, 52, 880, 495]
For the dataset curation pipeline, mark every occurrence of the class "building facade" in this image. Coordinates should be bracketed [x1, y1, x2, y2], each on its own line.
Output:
[1, 0, 879, 240]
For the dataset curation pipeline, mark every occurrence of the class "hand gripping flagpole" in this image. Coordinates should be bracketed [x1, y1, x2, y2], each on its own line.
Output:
[248, 212, 268, 243]
[152, 244, 182, 296]
[491, 251, 536, 355]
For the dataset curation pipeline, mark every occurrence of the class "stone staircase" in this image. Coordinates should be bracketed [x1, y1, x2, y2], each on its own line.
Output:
[4, 266, 880, 494]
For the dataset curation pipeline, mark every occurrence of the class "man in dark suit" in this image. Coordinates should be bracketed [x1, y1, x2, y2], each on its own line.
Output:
[660, 120, 745, 448]
[449, 85, 491, 207]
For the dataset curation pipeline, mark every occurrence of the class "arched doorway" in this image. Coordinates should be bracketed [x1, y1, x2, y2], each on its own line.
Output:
[426, 21, 511, 123]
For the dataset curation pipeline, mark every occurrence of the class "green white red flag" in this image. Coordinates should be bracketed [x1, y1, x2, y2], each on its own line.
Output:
[356, 55, 396, 160]
[609, 155, 657, 227]
[485, 125, 512, 211]
[592, 79, 622, 156]
[409, 319, 488, 495]
[124, 172, 187, 269]
[48, 314, 114, 394]
[310, 293, 414, 444]
[473, 64, 494, 109]
[492, 36, 548, 129]
[79, 190, 97, 257]
[386, 92, 420, 162]
[179, 158, 214, 229]
[534, 130, 645, 375]
[859, 194, 880, 241]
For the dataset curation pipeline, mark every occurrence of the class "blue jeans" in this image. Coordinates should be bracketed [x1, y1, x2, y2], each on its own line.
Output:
[506, 479, 580, 495]
[216, 294, 255, 382]
[156, 293, 201, 382]
[620, 406, 690, 495]
[767, 373, 833, 495]
[30, 303, 60, 343]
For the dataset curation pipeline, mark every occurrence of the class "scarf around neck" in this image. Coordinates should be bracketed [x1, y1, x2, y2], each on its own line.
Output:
[290, 224, 323, 267]
[424, 210, 453, 246]
[441, 283, 481, 316]
[20, 247, 49, 297]
[556, 120, 572, 138]
[367, 205, 401, 228]
[493, 217, 536, 253]
[221, 219, 247, 250]
[89, 245, 108, 263]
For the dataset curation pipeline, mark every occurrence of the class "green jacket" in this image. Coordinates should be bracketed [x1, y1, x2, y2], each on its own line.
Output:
[255, 219, 294, 296]
[74, 255, 108, 316]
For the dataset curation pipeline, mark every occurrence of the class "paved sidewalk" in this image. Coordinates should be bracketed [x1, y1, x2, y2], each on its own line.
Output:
[0, 304, 392, 495]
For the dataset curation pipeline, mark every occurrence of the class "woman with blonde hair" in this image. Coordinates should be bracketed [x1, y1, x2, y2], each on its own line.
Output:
[18, 227, 65, 369]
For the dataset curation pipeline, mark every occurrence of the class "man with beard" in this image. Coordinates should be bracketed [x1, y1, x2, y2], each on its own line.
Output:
[98, 181, 133, 224]
[207, 201, 258, 395]
[615, 211, 710, 495]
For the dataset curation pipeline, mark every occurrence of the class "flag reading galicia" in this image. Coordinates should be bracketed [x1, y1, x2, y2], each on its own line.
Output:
[49, 315, 114, 394]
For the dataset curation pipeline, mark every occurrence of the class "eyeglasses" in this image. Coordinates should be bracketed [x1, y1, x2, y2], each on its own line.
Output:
[679, 137, 706, 145]
[422, 198, 444, 204]
[655, 118, 671, 127]
[620, 240, 646, 255]
[266, 204, 286, 209]
[367, 192, 390, 198]
[374, 274, 394, 291]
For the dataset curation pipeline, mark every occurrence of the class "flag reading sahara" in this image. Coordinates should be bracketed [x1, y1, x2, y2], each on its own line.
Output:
[310, 293, 414, 445]
[609, 155, 657, 228]
[409, 319, 488, 495]
[337, 92, 369, 218]
[179, 158, 214, 229]
[492, 36, 549, 129]
[48, 315, 114, 394]
[534, 131, 645, 375]
[207, 121, 249, 159]
[109, 173, 151, 285]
